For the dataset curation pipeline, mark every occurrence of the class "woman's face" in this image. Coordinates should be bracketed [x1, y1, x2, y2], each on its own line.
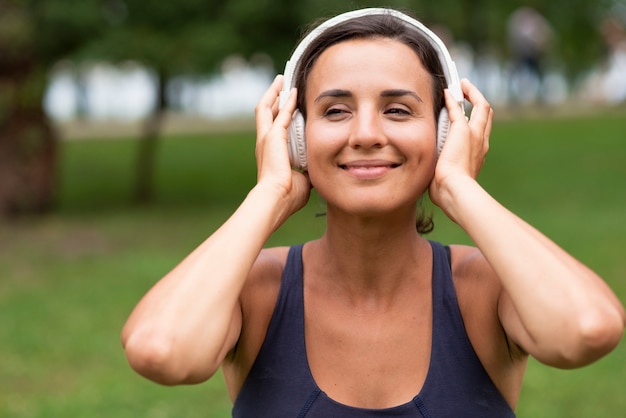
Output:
[304, 37, 439, 217]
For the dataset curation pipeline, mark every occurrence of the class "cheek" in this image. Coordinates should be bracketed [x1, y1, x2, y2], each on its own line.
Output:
[303, 131, 343, 193]
[304, 121, 344, 160]
[304, 142, 331, 190]
[394, 124, 438, 157]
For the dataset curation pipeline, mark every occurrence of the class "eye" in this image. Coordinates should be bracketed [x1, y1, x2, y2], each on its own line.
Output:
[385, 105, 412, 118]
[387, 107, 410, 115]
[323, 106, 350, 120]
[325, 108, 343, 116]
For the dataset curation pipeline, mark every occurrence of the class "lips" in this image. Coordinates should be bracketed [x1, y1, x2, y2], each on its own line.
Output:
[339, 159, 401, 169]
[339, 159, 400, 179]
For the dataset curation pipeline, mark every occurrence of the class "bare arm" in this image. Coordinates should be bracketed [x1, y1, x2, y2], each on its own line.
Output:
[121, 76, 310, 385]
[431, 80, 625, 368]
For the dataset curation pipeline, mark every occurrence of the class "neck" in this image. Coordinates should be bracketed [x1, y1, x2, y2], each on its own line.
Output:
[307, 206, 432, 307]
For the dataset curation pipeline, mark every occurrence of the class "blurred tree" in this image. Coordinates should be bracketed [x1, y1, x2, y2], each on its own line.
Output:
[84, 0, 306, 203]
[0, 0, 102, 217]
[82, 0, 228, 203]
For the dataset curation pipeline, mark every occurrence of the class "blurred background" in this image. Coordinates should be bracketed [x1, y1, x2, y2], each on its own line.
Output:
[2, 0, 626, 213]
[1, 0, 625, 417]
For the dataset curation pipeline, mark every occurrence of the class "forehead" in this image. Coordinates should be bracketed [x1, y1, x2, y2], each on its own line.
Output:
[306, 37, 433, 101]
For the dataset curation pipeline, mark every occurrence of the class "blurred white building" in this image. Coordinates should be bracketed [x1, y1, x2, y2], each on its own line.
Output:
[44, 43, 622, 124]
[44, 56, 274, 122]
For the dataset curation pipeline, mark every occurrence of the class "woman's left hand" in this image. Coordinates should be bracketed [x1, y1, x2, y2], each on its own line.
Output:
[429, 79, 494, 218]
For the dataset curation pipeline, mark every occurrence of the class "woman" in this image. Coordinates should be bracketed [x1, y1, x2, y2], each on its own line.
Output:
[121, 8, 625, 417]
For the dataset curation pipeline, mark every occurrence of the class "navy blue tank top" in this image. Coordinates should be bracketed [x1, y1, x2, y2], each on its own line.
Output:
[232, 241, 515, 417]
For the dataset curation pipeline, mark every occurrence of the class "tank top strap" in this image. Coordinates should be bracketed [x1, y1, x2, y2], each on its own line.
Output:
[429, 240, 467, 337]
[253, 243, 310, 377]
[265, 244, 306, 344]
[232, 244, 317, 417]
[419, 241, 516, 417]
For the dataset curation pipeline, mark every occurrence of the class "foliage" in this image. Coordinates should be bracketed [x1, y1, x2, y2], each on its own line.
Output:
[83, 0, 238, 75]
[62, 0, 620, 81]
[29, 0, 105, 66]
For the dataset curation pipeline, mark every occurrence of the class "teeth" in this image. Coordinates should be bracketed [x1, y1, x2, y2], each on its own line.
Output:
[339, 163, 399, 169]
[341, 165, 396, 169]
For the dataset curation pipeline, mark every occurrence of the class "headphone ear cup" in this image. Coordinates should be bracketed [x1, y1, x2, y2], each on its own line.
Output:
[436, 108, 450, 155]
[288, 109, 308, 169]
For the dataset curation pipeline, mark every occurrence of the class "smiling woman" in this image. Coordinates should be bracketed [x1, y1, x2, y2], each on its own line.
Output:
[120, 8, 625, 418]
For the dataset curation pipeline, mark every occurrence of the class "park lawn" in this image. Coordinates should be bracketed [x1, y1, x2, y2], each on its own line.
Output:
[0, 109, 624, 417]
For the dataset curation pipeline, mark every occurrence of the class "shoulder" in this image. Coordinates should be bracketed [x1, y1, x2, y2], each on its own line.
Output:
[448, 244, 503, 319]
[448, 244, 522, 356]
[448, 244, 523, 354]
[449, 245, 498, 287]
[240, 246, 291, 343]
[448, 245, 503, 337]
[246, 246, 291, 292]
[222, 246, 291, 396]
[448, 244, 527, 405]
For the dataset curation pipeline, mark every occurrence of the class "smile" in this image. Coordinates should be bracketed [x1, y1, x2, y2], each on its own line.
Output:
[339, 160, 400, 179]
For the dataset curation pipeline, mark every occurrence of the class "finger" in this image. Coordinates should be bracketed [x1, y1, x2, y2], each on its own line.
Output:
[461, 79, 492, 130]
[256, 87, 297, 174]
[256, 75, 284, 138]
[483, 107, 494, 143]
[463, 79, 494, 150]
[273, 87, 298, 130]
[261, 88, 297, 164]
[443, 88, 466, 123]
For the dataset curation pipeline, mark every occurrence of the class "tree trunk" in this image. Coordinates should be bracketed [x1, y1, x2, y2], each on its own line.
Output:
[0, 5, 57, 218]
[0, 100, 56, 217]
[133, 71, 167, 204]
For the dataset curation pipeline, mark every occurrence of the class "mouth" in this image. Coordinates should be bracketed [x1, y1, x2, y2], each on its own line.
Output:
[339, 160, 401, 179]
[339, 160, 401, 169]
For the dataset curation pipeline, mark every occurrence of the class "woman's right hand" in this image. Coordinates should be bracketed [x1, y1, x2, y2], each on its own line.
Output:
[254, 75, 311, 224]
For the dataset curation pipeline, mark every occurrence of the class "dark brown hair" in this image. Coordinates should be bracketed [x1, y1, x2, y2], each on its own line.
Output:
[293, 11, 443, 234]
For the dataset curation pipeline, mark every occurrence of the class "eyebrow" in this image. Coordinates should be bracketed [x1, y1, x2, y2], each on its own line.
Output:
[381, 89, 423, 103]
[314, 88, 423, 103]
[314, 89, 352, 103]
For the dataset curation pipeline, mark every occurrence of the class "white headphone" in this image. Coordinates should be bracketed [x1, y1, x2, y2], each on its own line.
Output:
[278, 8, 464, 170]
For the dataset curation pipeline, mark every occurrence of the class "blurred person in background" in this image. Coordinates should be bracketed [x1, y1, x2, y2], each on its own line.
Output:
[598, 13, 626, 103]
[507, 7, 555, 104]
[580, 5, 626, 104]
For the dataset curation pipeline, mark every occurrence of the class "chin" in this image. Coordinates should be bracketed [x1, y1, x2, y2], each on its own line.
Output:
[327, 193, 418, 219]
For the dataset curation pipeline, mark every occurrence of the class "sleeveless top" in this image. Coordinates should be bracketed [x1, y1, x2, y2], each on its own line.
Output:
[232, 241, 516, 417]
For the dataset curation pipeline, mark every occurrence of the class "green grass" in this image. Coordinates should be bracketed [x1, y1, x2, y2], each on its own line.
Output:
[1, 110, 625, 417]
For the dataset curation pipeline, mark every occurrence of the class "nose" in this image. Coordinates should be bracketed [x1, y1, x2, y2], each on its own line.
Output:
[347, 107, 388, 150]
